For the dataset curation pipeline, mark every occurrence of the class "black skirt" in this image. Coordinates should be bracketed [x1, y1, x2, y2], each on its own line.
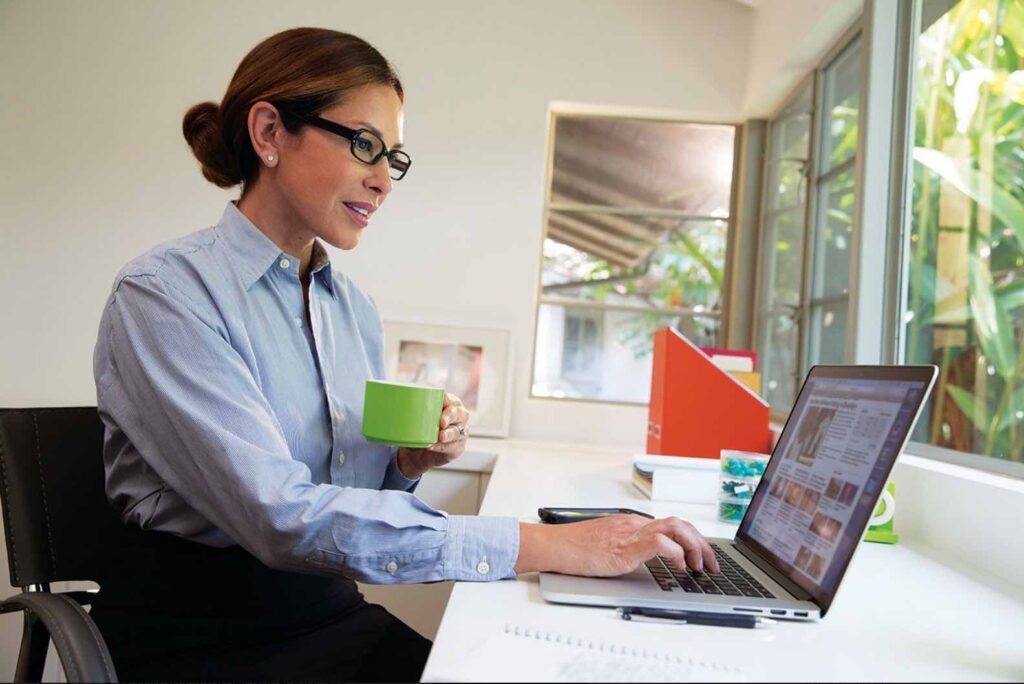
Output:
[89, 528, 431, 682]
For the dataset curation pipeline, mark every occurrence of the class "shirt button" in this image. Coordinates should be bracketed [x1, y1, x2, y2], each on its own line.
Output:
[279, 258, 290, 269]
[476, 561, 490, 575]
[337, 452, 346, 465]
[294, 316, 302, 327]
[386, 561, 398, 575]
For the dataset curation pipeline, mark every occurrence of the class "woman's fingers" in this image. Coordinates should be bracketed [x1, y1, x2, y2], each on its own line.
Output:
[438, 423, 468, 444]
[439, 394, 470, 429]
[543, 514, 715, 578]
[639, 518, 719, 573]
[428, 427, 468, 453]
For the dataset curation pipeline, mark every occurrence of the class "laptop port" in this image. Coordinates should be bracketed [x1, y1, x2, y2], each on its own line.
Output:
[734, 607, 762, 613]
[770, 609, 787, 615]
[794, 611, 809, 617]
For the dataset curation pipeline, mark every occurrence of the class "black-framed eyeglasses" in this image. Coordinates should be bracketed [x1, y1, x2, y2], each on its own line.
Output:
[279, 107, 411, 181]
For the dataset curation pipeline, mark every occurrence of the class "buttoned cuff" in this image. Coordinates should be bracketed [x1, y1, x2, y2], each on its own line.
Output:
[444, 515, 520, 581]
[381, 448, 420, 492]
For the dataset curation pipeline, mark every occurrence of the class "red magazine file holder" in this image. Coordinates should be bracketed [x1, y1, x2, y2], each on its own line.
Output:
[647, 328, 771, 459]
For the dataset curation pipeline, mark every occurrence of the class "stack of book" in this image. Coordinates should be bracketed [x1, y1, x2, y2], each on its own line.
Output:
[701, 347, 760, 393]
[631, 454, 718, 503]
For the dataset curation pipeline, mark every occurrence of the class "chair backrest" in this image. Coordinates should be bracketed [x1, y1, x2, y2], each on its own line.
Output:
[0, 407, 127, 588]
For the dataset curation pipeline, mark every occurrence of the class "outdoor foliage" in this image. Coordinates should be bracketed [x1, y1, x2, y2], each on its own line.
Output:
[908, 0, 1024, 460]
[542, 218, 727, 359]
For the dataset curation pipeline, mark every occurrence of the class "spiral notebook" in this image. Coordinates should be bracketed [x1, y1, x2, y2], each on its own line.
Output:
[426, 623, 746, 683]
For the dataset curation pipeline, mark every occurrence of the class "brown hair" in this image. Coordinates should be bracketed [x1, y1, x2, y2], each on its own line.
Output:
[182, 28, 403, 189]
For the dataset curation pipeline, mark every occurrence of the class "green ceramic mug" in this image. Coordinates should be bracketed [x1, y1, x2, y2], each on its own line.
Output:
[362, 380, 445, 448]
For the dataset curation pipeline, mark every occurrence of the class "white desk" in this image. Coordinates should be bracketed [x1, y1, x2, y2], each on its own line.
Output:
[421, 440, 1024, 682]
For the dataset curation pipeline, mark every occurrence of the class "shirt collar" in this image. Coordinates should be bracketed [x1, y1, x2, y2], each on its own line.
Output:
[309, 240, 337, 297]
[216, 202, 336, 298]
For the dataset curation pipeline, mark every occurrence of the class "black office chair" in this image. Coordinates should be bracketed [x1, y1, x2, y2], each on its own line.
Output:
[0, 407, 122, 682]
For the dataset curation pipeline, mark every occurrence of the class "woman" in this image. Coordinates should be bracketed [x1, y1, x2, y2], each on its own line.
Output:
[91, 27, 718, 681]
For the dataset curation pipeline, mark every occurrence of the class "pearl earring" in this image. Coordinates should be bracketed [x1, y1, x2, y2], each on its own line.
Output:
[267, 155, 274, 162]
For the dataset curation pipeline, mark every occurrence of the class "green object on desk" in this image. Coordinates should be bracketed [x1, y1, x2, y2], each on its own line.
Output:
[864, 481, 899, 544]
[718, 498, 749, 522]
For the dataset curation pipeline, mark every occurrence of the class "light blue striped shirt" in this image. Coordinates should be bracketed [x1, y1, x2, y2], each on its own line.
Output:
[93, 202, 519, 583]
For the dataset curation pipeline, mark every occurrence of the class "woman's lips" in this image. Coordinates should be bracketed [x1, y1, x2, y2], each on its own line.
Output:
[342, 202, 372, 228]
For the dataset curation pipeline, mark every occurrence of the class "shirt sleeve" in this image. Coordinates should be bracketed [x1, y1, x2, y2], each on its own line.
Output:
[99, 273, 520, 583]
[380, 447, 421, 492]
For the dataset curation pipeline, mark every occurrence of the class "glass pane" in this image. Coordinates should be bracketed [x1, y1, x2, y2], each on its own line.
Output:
[537, 115, 736, 403]
[820, 38, 861, 171]
[543, 210, 660, 276]
[779, 112, 813, 160]
[904, 0, 1024, 462]
[533, 304, 719, 403]
[760, 312, 800, 411]
[807, 299, 848, 366]
[763, 206, 806, 308]
[811, 169, 855, 299]
[549, 117, 736, 215]
[542, 217, 727, 312]
[768, 93, 813, 213]
[767, 158, 808, 213]
[758, 82, 813, 414]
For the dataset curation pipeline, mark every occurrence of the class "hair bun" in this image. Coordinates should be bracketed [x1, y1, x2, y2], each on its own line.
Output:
[182, 101, 242, 188]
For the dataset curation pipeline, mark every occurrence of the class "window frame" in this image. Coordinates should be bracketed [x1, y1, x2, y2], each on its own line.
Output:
[888, 0, 1024, 480]
[529, 107, 742, 406]
[805, 29, 863, 373]
[753, 23, 864, 421]
[752, 74, 815, 413]
[753, 0, 1024, 480]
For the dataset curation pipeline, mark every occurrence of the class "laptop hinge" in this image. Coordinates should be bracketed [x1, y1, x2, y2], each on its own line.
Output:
[733, 540, 815, 603]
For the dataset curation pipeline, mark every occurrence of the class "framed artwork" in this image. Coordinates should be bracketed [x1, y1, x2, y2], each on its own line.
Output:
[383, 320, 513, 437]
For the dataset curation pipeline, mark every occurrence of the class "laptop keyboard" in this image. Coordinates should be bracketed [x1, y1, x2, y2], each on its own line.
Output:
[646, 543, 775, 599]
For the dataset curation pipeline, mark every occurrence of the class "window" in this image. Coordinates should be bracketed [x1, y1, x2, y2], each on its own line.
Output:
[902, 0, 1024, 465]
[756, 83, 813, 411]
[532, 113, 737, 403]
[755, 33, 863, 413]
[561, 310, 602, 385]
[807, 37, 861, 368]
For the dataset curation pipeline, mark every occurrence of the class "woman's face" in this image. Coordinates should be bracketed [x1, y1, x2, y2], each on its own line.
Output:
[276, 84, 404, 250]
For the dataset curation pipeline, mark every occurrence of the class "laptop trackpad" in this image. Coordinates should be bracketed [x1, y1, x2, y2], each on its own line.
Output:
[539, 567, 669, 605]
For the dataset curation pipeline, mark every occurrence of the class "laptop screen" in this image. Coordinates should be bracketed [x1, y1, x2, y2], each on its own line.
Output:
[736, 365, 936, 614]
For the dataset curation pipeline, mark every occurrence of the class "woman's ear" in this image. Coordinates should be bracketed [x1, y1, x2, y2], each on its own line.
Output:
[248, 101, 282, 167]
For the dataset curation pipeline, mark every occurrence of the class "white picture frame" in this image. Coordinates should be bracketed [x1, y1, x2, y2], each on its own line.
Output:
[383, 320, 513, 438]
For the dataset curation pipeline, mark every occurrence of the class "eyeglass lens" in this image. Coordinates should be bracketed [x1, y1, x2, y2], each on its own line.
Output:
[351, 130, 411, 181]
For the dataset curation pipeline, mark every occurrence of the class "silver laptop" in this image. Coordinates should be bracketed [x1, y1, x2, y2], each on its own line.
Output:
[540, 364, 938, 621]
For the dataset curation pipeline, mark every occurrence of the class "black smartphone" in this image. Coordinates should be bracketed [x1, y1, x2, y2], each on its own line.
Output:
[537, 507, 654, 524]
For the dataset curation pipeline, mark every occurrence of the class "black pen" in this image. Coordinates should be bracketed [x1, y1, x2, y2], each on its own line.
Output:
[616, 606, 774, 629]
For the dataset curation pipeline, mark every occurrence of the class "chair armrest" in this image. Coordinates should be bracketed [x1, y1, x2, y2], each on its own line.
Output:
[0, 593, 117, 682]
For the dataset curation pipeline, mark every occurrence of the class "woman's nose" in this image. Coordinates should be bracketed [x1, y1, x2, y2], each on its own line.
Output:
[364, 158, 393, 196]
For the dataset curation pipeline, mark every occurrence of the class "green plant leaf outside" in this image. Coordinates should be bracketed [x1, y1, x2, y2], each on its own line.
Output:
[997, 384, 1024, 431]
[968, 255, 1018, 379]
[913, 147, 1024, 252]
[947, 384, 984, 428]
[996, 278, 1024, 311]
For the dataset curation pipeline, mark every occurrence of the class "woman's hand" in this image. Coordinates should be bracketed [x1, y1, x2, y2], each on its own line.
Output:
[396, 392, 470, 480]
[514, 515, 719, 577]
